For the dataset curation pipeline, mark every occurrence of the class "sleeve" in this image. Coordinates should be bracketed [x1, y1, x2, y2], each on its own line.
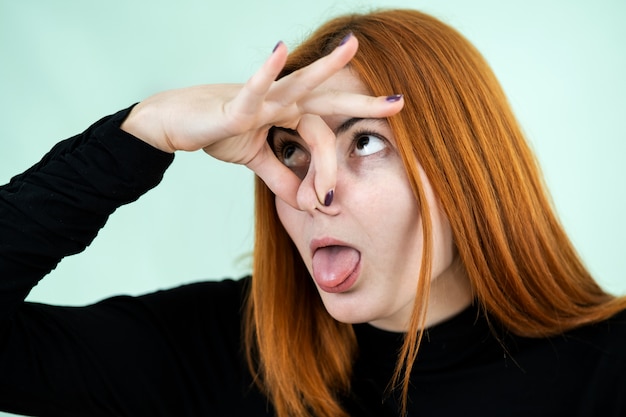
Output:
[0, 106, 175, 320]
[0, 279, 267, 417]
[0, 113, 268, 416]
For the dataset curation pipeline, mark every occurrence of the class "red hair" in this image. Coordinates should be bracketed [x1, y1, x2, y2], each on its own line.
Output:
[244, 9, 626, 417]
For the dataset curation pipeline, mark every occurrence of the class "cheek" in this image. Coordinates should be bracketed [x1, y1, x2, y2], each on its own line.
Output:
[386, 201, 423, 264]
[358, 176, 423, 260]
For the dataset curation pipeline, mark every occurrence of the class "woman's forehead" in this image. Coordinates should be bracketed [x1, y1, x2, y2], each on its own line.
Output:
[316, 67, 369, 95]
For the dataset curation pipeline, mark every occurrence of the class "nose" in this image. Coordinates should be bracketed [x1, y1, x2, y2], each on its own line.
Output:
[296, 166, 340, 216]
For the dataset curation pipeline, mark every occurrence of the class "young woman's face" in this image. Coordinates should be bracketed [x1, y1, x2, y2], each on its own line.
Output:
[273, 68, 468, 331]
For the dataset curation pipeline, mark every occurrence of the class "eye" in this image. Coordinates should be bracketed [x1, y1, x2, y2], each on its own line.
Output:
[271, 137, 310, 180]
[281, 143, 309, 167]
[353, 134, 387, 157]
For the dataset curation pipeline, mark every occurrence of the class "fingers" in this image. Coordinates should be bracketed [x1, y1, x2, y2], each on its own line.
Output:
[296, 114, 337, 207]
[227, 34, 404, 138]
[268, 33, 359, 105]
[229, 34, 360, 126]
[246, 142, 301, 208]
[224, 35, 405, 210]
[268, 34, 404, 123]
[226, 41, 289, 119]
[246, 115, 337, 210]
[301, 92, 405, 120]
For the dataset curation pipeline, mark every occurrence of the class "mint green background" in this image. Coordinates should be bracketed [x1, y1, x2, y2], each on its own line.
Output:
[0, 0, 624, 414]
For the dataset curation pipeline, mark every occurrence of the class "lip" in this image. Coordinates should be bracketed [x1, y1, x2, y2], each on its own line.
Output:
[309, 237, 353, 257]
[310, 237, 362, 294]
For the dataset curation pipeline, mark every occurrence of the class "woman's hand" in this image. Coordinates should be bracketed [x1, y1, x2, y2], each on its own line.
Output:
[121, 35, 404, 207]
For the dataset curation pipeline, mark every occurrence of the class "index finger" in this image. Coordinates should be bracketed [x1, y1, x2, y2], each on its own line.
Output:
[268, 33, 359, 104]
[300, 92, 405, 120]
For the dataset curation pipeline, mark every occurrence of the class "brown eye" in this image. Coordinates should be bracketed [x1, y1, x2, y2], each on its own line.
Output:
[275, 141, 310, 180]
[354, 134, 386, 156]
[282, 143, 297, 162]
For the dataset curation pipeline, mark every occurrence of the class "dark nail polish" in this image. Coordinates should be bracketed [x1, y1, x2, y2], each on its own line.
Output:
[273, 41, 283, 53]
[338, 32, 353, 47]
[386, 94, 403, 102]
[324, 190, 334, 207]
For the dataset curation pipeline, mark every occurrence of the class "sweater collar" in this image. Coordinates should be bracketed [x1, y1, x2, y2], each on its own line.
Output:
[353, 303, 502, 376]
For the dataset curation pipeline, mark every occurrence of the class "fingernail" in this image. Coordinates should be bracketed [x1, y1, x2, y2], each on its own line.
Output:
[273, 41, 283, 53]
[324, 189, 334, 207]
[386, 94, 403, 102]
[338, 32, 353, 47]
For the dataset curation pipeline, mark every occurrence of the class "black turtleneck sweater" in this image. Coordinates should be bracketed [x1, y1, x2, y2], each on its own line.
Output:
[1, 109, 625, 417]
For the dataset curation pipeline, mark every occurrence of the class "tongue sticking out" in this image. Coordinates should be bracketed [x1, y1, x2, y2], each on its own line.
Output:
[312, 246, 360, 289]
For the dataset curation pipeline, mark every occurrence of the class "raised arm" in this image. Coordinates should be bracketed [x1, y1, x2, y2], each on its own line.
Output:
[120, 35, 403, 207]
[0, 108, 175, 320]
[0, 34, 404, 416]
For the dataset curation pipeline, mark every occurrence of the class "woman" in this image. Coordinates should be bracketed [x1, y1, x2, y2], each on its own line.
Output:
[1, 8, 625, 417]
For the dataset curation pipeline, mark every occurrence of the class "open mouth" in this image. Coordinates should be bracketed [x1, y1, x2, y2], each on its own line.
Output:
[312, 245, 361, 293]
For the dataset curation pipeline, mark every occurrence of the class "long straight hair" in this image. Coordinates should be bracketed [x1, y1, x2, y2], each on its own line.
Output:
[245, 9, 626, 417]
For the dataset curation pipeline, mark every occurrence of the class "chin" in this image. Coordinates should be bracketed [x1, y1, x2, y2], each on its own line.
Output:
[320, 297, 378, 325]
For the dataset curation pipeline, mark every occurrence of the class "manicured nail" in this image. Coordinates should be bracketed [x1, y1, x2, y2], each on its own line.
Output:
[386, 94, 403, 102]
[338, 32, 353, 47]
[324, 190, 334, 207]
[273, 41, 283, 53]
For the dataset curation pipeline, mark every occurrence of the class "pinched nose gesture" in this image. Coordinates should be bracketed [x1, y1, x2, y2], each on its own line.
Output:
[122, 34, 404, 208]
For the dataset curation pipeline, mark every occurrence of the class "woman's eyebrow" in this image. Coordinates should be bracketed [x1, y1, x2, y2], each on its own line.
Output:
[336, 118, 389, 135]
[335, 118, 363, 136]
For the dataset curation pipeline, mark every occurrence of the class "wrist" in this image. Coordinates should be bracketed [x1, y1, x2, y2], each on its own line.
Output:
[121, 102, 175, 154]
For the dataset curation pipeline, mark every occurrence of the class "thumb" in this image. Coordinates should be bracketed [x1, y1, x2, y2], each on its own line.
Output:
[246, 142, 301, 208]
